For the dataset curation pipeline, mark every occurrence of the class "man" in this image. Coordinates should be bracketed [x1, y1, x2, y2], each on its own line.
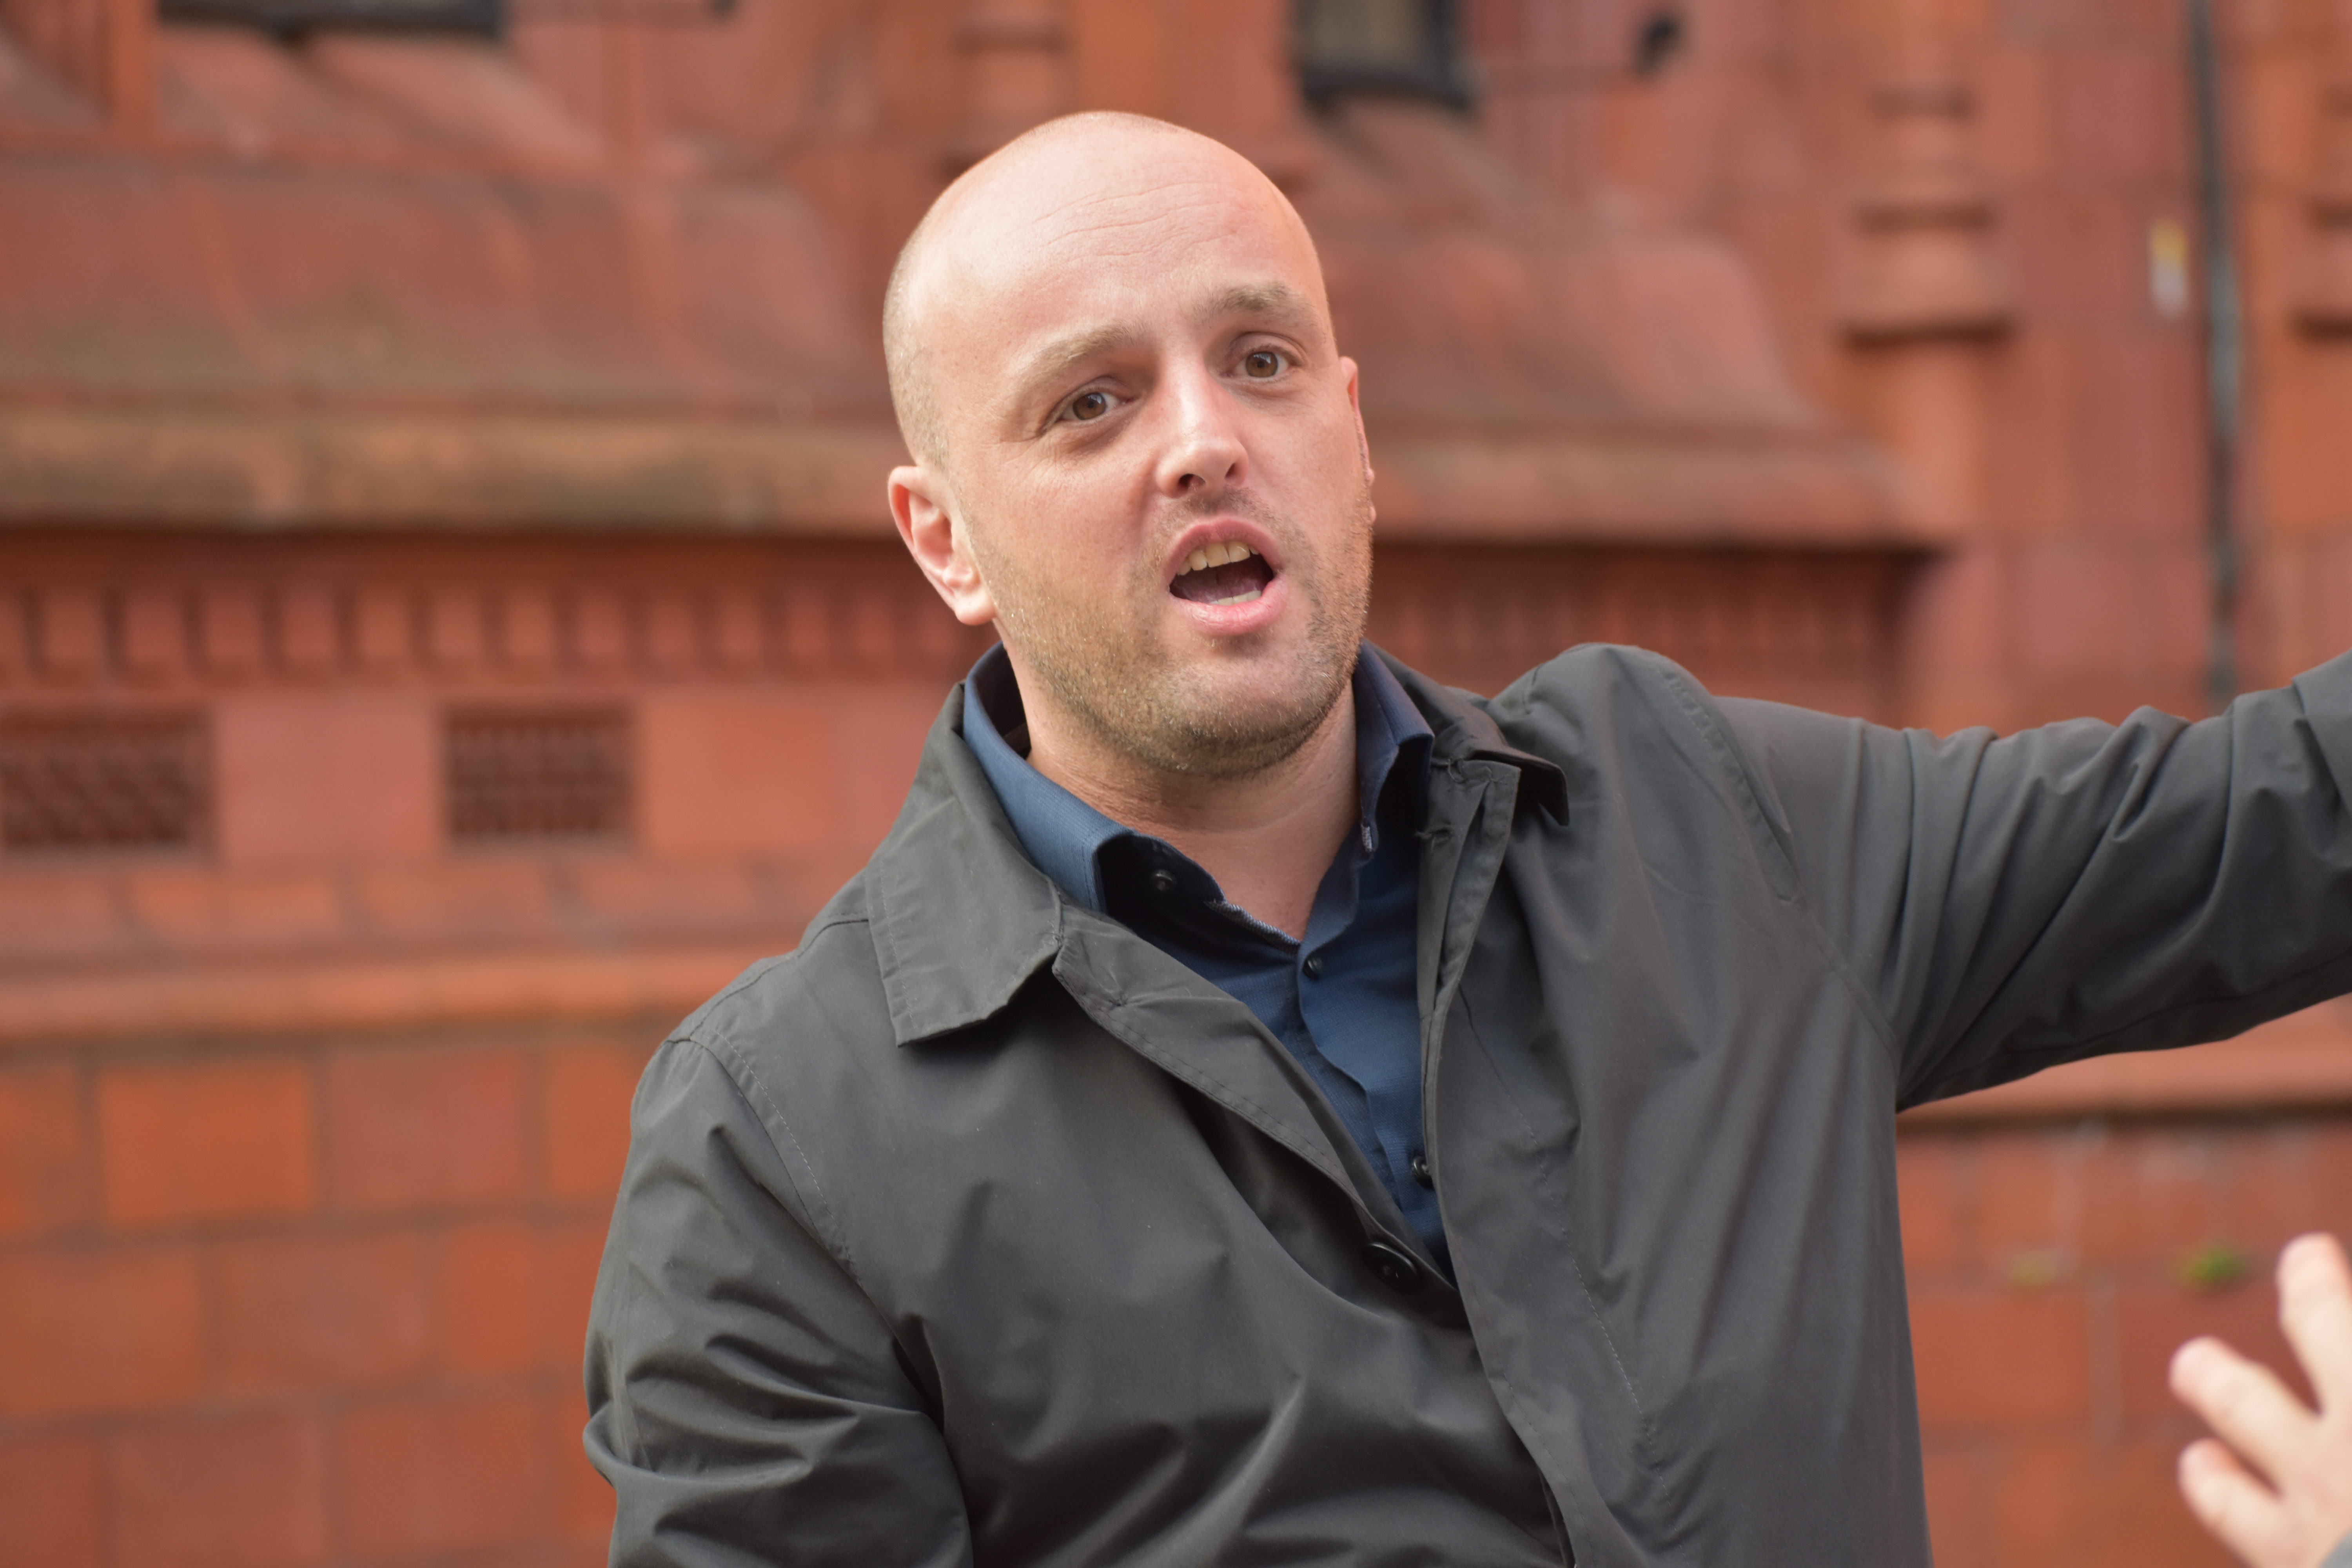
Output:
[2174, 1235, 2352, 1568]
[584, 112, 2352, 1564]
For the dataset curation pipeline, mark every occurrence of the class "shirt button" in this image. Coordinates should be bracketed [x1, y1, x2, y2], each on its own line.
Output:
[1409, 1151, 1433, 1189]
[1360, 1239, 1423, 1293]
[1302, 953, 1324, 978]
[1149, 869, 1176, 895]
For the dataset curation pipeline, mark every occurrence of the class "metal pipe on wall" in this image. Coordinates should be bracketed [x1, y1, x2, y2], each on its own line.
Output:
[2187, 0, 2244, 710]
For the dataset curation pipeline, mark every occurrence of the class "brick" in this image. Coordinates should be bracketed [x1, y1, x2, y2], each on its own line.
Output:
[0, 1060, 89, 1234]
[499, 585, 558, 669]
[111, 1411, 329, 1568]
[563, 857, 769, 934]
[637, 690, 841, 857]
[0, 588, 27, 681]
[37, 586, 104, 678]
[98, 1058, 315, 1226]
[710, 587, 765, 669]
[1972, 1127, 2087, 1267]
[212, 695, 439, 866]
[275, 583, 342, 675]
[642, 590, 699, 672]
[1991, 1437, 2232, 1568]
[325, 1046, 530, 1212]
[833, 683, 954, 848]
[2114, 1274, 2309, 1424]
[425, 586, 487, 667]
[352, 585, 412, 672]
[123, 867, 347, 949]
[198, 586, 265, 676]
[1920, 1446, 1989, 1568]
[1910, 1284, 2094, 1430]
[547, 1390, 614, 1541]
[538, 1216, 610, 1372]
[0, 869, 131, 960]
[120, 586, 191, 680]
[0, 1246, 204, 1416]
[214, 1231, 433, 1393]
[568, 587, 630, 671]
[436, 1221, 538, 1376]
[335, 1394, 549, 1557]
[0, 1434, 102, 1568]
[348, 860, 559, 943]
[544, 1043, 644, 1200]
[2223, 1123, 2352, 1257]
[2079, 1127, 2227, 1269]
[1896, 1133, 1964, 1274]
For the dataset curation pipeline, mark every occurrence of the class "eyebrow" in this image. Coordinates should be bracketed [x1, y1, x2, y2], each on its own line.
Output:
[1002, 280, 1320, 417]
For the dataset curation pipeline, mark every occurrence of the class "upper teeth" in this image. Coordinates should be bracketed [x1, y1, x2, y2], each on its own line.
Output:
[1179, 541, 1257, 575]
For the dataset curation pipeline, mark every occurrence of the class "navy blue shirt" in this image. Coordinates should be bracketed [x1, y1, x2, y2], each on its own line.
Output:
[962, 644, 1443, 1254]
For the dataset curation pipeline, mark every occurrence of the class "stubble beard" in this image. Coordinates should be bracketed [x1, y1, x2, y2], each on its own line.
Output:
[977, 485, 1374, 784]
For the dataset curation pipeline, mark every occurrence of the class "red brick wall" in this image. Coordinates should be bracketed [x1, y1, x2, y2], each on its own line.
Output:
[5, 1014, 2341, 1567]
[0, 1022, 653, 1568]
[1900, 1113, 2352, 1568]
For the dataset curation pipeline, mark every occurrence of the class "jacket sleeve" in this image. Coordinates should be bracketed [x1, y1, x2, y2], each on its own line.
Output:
[583, 1031, 973, 1567]
[1711, 650, 2352, 1107]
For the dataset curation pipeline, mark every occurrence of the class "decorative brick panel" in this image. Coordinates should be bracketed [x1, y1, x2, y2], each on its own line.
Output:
[0, 709, 209, 855]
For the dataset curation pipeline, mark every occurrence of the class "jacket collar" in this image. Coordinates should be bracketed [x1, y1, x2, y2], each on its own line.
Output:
[1373, 647, 1570, 822]
[867, 648, 1567, 1047]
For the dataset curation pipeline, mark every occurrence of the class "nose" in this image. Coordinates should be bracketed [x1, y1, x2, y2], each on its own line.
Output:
[1151, 361, 1247, 499]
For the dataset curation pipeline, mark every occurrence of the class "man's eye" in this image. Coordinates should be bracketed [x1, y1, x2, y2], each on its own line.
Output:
[1066, 390, 1112, 422]
[1242, 349, 1286, 379]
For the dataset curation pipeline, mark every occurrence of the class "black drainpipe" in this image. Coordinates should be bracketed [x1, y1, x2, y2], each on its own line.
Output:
[2186, 0, 2244, 710]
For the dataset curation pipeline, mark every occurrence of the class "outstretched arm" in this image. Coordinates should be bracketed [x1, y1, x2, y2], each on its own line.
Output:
[2171, 1234, 2352, 1568]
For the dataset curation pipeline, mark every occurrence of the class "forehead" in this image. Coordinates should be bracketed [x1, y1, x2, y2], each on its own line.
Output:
[922, 147, 1328, 380]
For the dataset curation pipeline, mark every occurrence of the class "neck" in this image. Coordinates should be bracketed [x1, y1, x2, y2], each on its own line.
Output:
[1021, 685, 1359, 942]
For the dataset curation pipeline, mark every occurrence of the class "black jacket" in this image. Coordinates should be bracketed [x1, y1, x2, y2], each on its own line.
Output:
[586, 644, 2352, 1566]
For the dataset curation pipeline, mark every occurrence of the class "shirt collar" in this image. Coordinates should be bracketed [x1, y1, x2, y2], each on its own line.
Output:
[961, 647, 1129, 911]
[960, 642, 1434, 915]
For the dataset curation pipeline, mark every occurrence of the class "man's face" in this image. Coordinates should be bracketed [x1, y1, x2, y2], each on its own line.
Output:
[907, 137, 1376, 781]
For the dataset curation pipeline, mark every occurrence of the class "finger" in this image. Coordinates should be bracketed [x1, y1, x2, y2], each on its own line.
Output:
[2276, 1233, 2352, 1416]
[2177, 1437, 2302, 1568]
[2173, 1336, 2323, 1485]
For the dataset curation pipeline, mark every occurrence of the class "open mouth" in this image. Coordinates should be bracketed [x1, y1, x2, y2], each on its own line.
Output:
[1170, 541, 1276, 607]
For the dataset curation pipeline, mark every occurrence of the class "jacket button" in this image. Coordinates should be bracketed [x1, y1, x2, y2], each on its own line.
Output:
[1150, 869, 1176, 895]
[1409, 1151, 1433, 1189]
[1360, 1239, 1423, 1293]
[1302, 953, 1324, 978]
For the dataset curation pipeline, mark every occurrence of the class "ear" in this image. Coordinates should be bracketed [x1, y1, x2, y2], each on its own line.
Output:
[889, 464, 997, 626]
[1341, 355, 1377, 518]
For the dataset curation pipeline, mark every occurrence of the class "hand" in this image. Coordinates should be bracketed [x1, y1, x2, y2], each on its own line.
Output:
[2170, 1233, 2352, 1568]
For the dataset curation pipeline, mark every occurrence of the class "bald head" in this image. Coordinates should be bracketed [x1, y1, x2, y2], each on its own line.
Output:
[882, 113, 1330, 471]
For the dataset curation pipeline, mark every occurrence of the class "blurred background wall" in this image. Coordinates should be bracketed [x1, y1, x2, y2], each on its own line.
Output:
[1, 0, 2350, 1563]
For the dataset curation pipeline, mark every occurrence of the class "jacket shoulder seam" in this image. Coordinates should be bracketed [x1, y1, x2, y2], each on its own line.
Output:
[1646, 658, 1910, 1074]
[682, 1017, 877, 1303]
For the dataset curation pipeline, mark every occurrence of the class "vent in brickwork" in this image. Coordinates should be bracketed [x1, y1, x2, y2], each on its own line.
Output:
[0, 711, 210, 854]
[445, 707, 632, 845]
